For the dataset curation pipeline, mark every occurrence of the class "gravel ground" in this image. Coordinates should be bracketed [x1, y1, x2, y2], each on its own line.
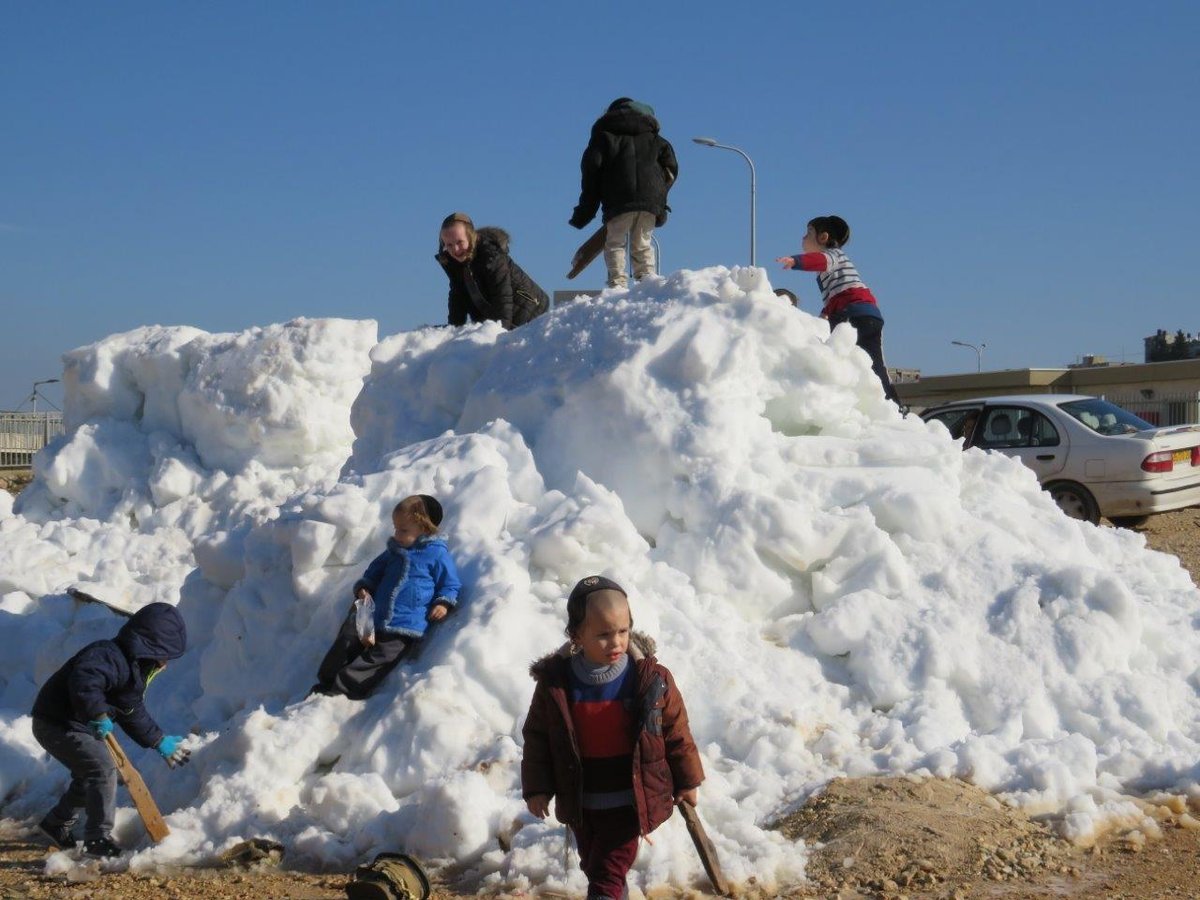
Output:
[3, 471, 1199, 898]
[1122, 507, 1200, 577]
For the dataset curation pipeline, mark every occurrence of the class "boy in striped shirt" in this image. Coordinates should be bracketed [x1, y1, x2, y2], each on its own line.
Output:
[777, 215, 902, 406]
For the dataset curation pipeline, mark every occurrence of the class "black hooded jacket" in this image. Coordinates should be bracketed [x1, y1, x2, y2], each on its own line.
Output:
[436, 227, 549, 330]
[571, 101, 678, 227]
[31, 602, 188, 749]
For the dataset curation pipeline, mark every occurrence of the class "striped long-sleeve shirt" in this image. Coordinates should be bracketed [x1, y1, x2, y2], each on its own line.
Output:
[569, 653, 636, 810]
[789, 248, 882, 322]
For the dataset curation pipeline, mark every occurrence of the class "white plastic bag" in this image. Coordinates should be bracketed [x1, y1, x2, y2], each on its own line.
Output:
[354, 595, 375, 643]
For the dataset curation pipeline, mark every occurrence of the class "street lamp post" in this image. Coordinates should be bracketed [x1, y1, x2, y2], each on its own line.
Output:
[951, 341, 986, 372]
[30, 378, 60, 415]
[692, 137, 756, 267]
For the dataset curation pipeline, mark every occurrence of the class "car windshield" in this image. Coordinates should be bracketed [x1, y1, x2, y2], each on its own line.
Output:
[1058, 398, 1152, 435]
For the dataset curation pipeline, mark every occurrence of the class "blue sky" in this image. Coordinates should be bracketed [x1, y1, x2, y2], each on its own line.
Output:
[3, 1, 1198, 409]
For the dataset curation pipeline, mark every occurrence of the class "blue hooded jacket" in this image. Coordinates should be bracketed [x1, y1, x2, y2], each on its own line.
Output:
[31, 602, 188, 749]
[353, 536, 461, 638]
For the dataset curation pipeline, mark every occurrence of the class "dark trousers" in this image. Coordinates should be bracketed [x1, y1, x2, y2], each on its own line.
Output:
[571, 806, 640, 900]
[839, 314, 901, 406]
[32, 717, 117, 841]
[315, 609, 414, 699]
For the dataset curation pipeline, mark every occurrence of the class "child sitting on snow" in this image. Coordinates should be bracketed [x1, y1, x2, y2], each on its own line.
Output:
[30, 602, 191, 858]
[776, 215, 902, 406]
[311, 495, 461, 700]
[521, 576, 704, 900]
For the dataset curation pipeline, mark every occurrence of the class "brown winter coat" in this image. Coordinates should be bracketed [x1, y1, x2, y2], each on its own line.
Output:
[520, 633, 704, 834]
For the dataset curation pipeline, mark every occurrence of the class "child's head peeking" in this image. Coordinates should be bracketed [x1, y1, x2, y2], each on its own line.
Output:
[566, 576, 631, 666]
[392, 494, 443, 547]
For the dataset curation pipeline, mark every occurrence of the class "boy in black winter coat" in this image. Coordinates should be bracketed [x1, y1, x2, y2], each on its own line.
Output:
[30, 602, 190, 858]
[570, 98, 677, 290]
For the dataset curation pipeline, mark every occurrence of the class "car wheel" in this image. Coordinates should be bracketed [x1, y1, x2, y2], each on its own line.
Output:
[1108, 514, 1151, 529]
[1045, 481, 1100, 524]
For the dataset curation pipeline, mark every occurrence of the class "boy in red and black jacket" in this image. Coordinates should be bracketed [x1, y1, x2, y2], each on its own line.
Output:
[521, 576, 704, 900]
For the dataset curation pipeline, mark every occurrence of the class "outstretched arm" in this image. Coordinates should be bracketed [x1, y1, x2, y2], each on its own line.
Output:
[777, 252, 830, 271]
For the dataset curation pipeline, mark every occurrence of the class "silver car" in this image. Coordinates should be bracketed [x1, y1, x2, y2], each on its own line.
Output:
[921, 394, 1200, 526]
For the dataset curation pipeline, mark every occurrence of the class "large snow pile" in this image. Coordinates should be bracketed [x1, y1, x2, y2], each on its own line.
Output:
[2, 269, 1199, 892]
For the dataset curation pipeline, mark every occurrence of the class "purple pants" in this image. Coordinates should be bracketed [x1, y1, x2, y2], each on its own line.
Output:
[571, 806, 640, 900]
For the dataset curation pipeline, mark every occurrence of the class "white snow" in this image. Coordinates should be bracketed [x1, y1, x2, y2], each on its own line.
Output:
[2, 269, 1199, 892]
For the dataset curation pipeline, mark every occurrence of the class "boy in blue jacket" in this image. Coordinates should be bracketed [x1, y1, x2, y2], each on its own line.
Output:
[311, 494, 461, 700]
[30, 601, 189, 858]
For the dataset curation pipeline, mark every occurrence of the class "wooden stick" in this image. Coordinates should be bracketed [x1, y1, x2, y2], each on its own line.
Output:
[104, 733, 170, 843]
[677, 800, 730, 896]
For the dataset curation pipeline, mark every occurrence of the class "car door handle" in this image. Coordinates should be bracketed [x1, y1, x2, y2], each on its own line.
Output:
[1036, 454, 1056, 460]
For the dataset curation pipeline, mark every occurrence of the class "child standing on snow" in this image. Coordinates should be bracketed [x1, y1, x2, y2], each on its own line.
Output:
[521, 576, 704, 900]
[776, 215, 902, 406]
[30, 602, 191, 858]
[311, 495, 461, 700]
[569, 98, 678, 289]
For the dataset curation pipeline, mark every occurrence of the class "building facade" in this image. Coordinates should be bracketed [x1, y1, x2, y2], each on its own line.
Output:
[896, 359, 1200, 426]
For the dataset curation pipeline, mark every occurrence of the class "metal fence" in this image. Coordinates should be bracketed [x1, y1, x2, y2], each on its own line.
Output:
[0, 412, 64, 468]
[1104, 392, 1200, 428]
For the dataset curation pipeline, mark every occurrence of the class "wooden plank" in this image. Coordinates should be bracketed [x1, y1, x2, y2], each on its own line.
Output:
[677, 799, 730, 896]
[66, 587, 135, 618]
[567, 225, 607, 280]
[104, 733, 170, 843]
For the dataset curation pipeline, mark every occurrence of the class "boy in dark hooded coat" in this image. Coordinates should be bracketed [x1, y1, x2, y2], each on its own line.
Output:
[569, 98, 677, 289]
[30, 601, 189, 858]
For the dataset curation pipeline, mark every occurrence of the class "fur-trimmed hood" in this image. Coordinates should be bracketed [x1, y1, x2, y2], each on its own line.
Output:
[592, 103, 660, 138]
[528, 630, 657, 679]
[475, 226, 510, 254]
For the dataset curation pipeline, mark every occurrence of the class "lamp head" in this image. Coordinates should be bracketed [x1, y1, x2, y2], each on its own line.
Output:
[692, 137, 718, 147]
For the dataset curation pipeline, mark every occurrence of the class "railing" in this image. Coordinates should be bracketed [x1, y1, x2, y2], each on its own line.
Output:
[0, 412, 64, 468]
[1104, 392, 1200, 428]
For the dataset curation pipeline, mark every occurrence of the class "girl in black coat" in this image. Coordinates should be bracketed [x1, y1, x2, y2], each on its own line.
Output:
[436, 212, 548, 330]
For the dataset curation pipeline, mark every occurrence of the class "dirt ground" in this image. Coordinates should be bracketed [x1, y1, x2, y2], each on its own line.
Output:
[0, 469, 34, 496]
[3, 472, 1200, 898]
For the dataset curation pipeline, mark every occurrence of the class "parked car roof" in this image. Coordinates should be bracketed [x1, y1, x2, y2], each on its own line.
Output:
[929, 394, 1097, 406]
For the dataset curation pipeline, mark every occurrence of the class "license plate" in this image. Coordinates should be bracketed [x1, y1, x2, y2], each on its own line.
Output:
[1173, 449, 1191, 465]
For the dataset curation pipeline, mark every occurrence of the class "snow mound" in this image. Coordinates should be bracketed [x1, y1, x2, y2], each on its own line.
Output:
[2, 268, 1199, 893]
